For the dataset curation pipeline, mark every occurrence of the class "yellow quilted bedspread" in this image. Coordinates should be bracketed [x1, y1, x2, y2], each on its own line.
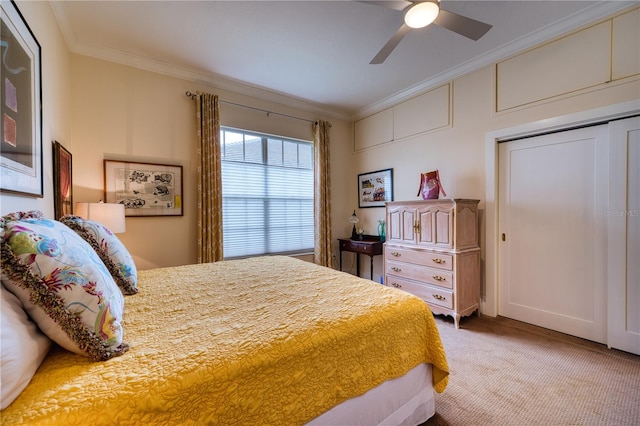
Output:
[2, 256, 448, 425]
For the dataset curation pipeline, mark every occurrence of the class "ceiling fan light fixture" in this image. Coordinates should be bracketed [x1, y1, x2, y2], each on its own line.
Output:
[404, 1, 440, 29]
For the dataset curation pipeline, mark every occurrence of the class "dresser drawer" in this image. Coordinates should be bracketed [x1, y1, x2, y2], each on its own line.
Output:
[385, 260, 454, 289]
[386, 275, 454, 310]
[385, 246, 453, 271]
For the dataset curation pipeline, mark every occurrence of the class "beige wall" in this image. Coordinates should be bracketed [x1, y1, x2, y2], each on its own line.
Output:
[1, 1, 71, 217]
[352, 64, 639, 293]
[69, 55, 352, 269]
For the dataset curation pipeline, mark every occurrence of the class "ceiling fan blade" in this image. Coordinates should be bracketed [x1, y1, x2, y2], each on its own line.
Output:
[370, 23, 411, 64]
[357, 1, 411, 12]
[434, 9, 492, 41]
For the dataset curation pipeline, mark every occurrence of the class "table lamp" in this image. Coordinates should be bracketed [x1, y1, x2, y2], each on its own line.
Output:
[348, 210, 360, 239]
[75, 202, 126, 233]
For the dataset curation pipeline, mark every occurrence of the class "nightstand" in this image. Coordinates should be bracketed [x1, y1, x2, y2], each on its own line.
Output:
[338, 236, 383, 280]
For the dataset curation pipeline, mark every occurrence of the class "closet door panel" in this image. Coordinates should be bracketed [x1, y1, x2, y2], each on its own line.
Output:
[608, 117, 640, 355]
[498, 125, 608, 343]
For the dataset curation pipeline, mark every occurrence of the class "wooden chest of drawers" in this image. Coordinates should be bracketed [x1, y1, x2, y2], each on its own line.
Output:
[384, 199, 480, 328]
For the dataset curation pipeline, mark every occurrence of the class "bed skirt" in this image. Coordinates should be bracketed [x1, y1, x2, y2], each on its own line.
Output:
[308, 363, 435, 425]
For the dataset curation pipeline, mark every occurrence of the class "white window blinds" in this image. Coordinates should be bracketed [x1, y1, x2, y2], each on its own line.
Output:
[221, 128, 314, 258]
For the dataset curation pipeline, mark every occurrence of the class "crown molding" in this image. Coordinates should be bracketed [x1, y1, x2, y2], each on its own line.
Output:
[50, 2, 351, 122]
[50, 1, 634, 123]
[77, 44, 352, 121]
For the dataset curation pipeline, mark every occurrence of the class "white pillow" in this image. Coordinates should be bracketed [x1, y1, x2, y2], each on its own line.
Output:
[0, 283, 52, 409]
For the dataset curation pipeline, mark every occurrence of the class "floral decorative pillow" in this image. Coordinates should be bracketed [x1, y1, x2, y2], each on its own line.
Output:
[60, 215, 138, 295]
[0, 211, 128, 361]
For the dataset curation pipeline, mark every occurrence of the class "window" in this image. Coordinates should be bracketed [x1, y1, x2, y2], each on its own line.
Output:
[220, 127, 314, 258]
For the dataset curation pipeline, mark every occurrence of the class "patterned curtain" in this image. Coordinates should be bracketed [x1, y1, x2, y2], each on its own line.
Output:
[313, 120, 333, 268]
[195, 93, 223, 263]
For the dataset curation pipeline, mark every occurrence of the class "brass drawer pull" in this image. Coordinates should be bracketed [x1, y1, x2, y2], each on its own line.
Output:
[432, 275, 446, 281]
[391, 283, 402, 288]
[391, 252, 401, 257]
[432, 258, 446, 264]
[391, 267, 402, 272]
[433, 294, 446, 301]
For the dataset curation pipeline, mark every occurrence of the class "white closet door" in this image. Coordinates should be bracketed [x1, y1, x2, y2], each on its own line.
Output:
[608, 117, 640, 355]
[498, 125, 609, 343]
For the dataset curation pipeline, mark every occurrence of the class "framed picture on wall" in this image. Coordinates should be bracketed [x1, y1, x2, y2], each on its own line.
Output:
[53, 141, 72, 219]
[358, 168, 393, 208]
[0, 0, 43, 197]
[104, 160, 183, 217]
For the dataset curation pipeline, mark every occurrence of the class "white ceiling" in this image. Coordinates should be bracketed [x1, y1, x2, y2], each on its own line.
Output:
[50, 0, 634, 119]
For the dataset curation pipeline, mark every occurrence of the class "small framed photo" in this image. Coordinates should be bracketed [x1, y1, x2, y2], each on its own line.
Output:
[104, 160, 183, 217]
[53, 141, 72, 219]
[358, 168, 393, 208]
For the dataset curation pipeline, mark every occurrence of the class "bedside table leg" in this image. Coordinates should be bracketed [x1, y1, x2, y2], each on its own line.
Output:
[370, 256, 374, 281]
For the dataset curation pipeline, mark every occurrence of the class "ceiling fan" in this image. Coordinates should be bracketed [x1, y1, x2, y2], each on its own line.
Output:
[362, 0, 493, 64]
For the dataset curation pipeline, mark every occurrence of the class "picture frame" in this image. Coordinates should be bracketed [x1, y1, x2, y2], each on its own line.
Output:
[358, 168, 393, 208]
[0, 0, 43, 197]
[53, 141, 72, 219]
[104, 160, 183, 217]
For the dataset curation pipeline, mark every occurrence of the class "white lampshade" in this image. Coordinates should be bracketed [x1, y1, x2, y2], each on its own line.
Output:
[404, 1, 440, 29]
[75, 202, 126, 233]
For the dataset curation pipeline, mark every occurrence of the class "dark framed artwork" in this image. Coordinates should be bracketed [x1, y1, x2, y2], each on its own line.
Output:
[0, 0, 43, 196]
[104, 160, 183, 217]
[358, 168, 393, 208]
[53, 141, 72, 219]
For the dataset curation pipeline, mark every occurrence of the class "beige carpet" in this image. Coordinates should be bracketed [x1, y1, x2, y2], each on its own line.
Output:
[423, 314, 640, 426]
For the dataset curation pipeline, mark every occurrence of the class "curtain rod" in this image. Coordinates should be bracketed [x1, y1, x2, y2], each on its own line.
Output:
[185, 91, 327, 126]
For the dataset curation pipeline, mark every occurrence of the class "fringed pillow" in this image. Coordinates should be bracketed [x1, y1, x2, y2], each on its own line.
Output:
[0, 211, 128, 361]
[60, 215, 138, 295]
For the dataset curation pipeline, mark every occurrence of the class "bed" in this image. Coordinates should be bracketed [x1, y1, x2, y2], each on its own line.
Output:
[1, 212, 448, 425]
